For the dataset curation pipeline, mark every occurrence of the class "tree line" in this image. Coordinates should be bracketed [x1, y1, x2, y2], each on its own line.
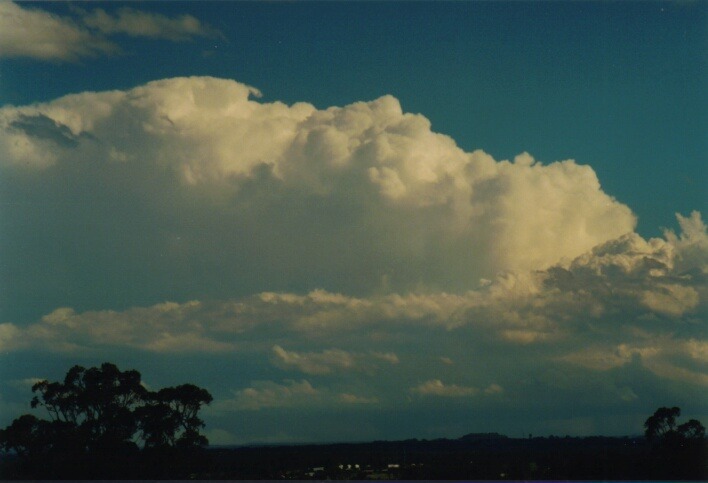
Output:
[0, 362, 212, 478]
[0, 362, 705, 479]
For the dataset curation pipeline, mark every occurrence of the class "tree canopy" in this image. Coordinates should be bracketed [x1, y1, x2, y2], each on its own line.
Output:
[0, 362, 212, 478]
[644, 406, 705, 444]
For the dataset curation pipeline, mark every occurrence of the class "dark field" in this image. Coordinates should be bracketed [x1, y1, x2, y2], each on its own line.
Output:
[3, 432, 705, 480]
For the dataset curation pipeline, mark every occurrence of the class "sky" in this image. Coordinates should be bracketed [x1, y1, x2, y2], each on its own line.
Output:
[0, 1, 706, 445]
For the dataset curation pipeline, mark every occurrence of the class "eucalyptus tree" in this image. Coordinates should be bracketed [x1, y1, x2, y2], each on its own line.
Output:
[0, 362, 213, 478]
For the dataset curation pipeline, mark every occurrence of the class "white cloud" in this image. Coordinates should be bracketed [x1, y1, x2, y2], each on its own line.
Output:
[338, 393, 379, 404]
[0, 77, 705, 430]
[411, 379, 478, 397]
[483, 383, 504, 395]
[0, 76, 636, 298]
[81, 7, 221, 41]
[0, 2, 219, 62]
[141, 331, 234, 353]
[0, 300, 234, 354]
[271, 345, 399, 375]
[665, 211, 708, 274]
[213, 380, 376, 411]
[561, 343, 666, 371]
[0, 1, 116, 61]
[0, 212, 704, 387]
[0, 323, 22, 352]
[561, 338, 708, 387]
[218, 380, 319, 411]
[685, 339, 708, 362]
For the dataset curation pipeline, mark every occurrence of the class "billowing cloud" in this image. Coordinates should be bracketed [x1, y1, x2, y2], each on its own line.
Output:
[0, 76, 637, 319]
[0, 2, 219, 62]
[0, 76, 705, 439]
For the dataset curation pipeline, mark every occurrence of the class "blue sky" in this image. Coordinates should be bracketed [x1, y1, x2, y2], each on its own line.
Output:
[0, 1, 706, 444]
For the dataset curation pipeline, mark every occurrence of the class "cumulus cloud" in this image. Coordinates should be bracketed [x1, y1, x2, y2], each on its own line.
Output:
[0, 301, 234, 353]
[0, 76, 638, 315]
[0, 211, 705, 350]
[0, 323, 23, 353]
[665, 211, 708, 274]
[0, 77, 705, 435]
[0, 209, 703, 412]
[561, 339, 708, 387]
[0, 2, 219, 61]
[271, 345, 398, 375]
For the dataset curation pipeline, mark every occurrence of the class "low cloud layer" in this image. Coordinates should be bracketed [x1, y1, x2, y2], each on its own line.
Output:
[271, 345, 399, 375]
[0, 2, 218, 61]
[0, 212, 704, 417]
[212, 379, 379, 412]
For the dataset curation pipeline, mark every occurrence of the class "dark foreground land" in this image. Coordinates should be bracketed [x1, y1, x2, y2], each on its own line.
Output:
[5, 432, 704, 480]
[205, 433, 707, 480]
[3, 365, 703, 479]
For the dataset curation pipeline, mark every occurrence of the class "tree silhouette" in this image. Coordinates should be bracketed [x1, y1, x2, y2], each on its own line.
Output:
[30, 363, 146, 452]
[643, 406, 681, 441]
[0, 362, 212, 478]
[0, 415, 52, 460]
[137, 384, 213, 448]
[644, 406, 705, 444]
[643, 406, 706, 480]
[677, 419, 706, 440]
